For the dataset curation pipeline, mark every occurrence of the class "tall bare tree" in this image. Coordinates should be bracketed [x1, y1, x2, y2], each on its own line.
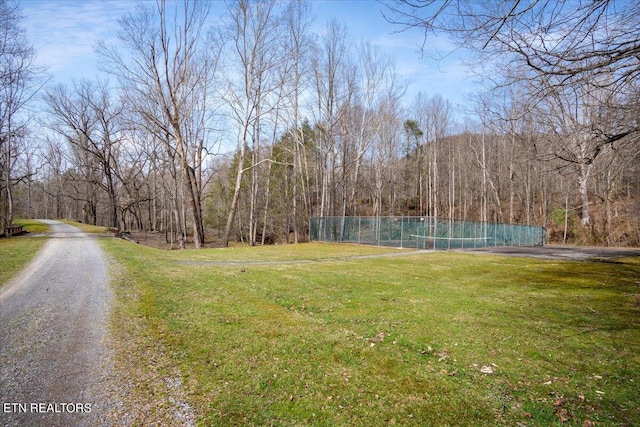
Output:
[97, 0, 214, 247]
[414, 94, 451, 220]
[348, 42, 405, 217]
[370, 97, 403, 218]
[0, 0, 41, 231]
[215, 0, 290, 247]
[311, 19, 352, 221]
[44, 80, 124, 228]
[282, 0, 313, 243]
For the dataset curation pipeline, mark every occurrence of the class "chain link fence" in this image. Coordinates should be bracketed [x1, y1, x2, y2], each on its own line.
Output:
[309, 216, 544, 249]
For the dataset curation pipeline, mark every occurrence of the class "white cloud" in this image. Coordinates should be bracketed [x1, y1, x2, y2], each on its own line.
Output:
[20, 0, 478, 109]
[22, 0, 137, 83]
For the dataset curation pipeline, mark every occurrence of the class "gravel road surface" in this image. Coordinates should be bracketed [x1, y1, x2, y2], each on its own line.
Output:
[0, 220, 112, 426]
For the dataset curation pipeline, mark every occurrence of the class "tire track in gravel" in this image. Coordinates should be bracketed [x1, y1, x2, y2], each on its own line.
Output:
[0, 220, 112, 427]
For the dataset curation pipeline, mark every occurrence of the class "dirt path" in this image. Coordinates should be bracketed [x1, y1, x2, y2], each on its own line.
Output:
[0, 220, 112, 426]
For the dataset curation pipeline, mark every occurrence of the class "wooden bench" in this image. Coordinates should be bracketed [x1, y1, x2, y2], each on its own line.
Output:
[4, 225, 25, 237]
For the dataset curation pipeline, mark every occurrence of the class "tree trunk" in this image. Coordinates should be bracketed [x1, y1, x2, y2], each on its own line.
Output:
[578, 162, 591, 226]
[223, 143, 247, 247]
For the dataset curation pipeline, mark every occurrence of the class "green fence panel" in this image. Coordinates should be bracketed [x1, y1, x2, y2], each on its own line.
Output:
[309, 216, 544, 249]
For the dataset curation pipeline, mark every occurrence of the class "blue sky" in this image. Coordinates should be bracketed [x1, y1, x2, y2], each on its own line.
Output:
[21, 0, 476, 111]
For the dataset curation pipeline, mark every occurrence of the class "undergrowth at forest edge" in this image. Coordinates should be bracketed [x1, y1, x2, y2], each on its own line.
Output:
[102, 241, 640, 426]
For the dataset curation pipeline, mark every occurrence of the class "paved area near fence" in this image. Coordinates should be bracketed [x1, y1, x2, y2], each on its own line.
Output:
[460, 245, 640, 261]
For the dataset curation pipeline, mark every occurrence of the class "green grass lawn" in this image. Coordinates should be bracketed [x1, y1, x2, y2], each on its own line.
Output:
[101, 240, 640, 426]
[0, 219, 49, 287]
[13, 218, 51, 234]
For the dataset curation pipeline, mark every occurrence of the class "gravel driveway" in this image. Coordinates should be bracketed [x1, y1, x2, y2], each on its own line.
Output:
[0, 220, 112, 426]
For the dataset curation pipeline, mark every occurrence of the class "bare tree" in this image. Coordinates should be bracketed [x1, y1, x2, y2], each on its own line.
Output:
[384, 0, 640, 142]
[282, 0, 313, 243]
[97, 0, 214, 247]
[215, 0, 290, 247]
[0, 0, 42, 231]
[384, 1, 638, 82]
[370, 97, 403, 218]
[415, 94, 451, 219]
[311, 19, 352, 221]
[349, 42, 405, 216]
[44, 80, 124, 228]
[534, 83, 612, 226]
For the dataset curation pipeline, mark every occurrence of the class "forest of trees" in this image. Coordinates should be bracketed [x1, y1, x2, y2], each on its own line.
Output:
[1, 0, 638, 247]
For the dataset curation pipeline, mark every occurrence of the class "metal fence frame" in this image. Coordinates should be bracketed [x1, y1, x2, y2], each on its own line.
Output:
[309, 216, 544, 249]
